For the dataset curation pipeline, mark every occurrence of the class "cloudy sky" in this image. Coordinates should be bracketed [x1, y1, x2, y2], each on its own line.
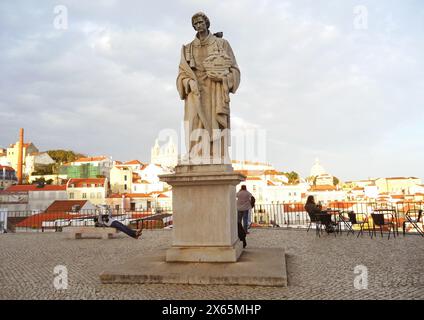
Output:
[1, 0, 423, 181]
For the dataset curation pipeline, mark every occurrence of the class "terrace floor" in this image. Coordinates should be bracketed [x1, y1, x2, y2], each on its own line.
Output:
[0, 228, 423, 300]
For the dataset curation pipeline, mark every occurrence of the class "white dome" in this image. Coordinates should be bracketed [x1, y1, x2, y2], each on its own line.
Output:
[310, 158, 326, 177]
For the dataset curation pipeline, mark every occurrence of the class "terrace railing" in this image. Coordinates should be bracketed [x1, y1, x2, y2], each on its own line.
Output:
[0, 207, 173, 233]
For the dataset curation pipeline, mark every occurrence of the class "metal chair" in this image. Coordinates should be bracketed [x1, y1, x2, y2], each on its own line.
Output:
[370, 212, 396, 240]
[345, 211, 369, 237]
[403, 209, 423, 237]
[306, 211, 321, 234]
[316, 213, 338, 237]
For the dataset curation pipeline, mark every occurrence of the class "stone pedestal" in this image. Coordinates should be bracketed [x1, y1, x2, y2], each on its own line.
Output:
[159, 164, 246, 262]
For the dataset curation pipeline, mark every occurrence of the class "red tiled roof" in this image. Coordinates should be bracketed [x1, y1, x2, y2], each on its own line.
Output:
[391, 195, 405, 199]
[124, 160, 143, 165]
[45, 200, 88, 213]
[74, 156, 107, 163]
[246, 177, 262, 181]
[16, 212, 90, 228]
[264, 170, 279, 175]
[0, 165, 15, 171]
[310, 185, 336, 191]
[267, 180, 276, 186]
[68, 178, 106, 188]
[158, 194, 169, 198]
[5, 185, 67, 192]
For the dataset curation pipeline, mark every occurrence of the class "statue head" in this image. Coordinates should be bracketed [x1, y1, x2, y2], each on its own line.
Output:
[191, 12, 210, 32]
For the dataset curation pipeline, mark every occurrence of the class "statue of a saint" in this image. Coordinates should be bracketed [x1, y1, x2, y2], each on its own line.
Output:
[177, 12, 240, 163]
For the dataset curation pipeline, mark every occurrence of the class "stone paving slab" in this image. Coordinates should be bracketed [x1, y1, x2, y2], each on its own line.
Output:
[0, 229, 423, 299]
[100, 248, 287, 286]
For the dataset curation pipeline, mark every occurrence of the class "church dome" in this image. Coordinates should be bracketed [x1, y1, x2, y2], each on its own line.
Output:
[310, 158, 326, 177]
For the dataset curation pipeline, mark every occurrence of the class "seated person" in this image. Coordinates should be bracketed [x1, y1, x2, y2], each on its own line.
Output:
[304, 196, 335, 233]
[95, 214, 142, 239]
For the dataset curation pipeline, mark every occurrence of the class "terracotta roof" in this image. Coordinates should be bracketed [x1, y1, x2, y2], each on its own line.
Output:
[16, 212, 91, 228]
[391, 195, 405, 199]
[5, 185, 67, 192]
[157, 193, 169, 198]
[45, 200, 88, 213]
[267, 180, 276, 186]
[68, 178, 106, 188]
[264, 170, 279, 175]
[114, 161, 123, 165]
[124, 160, 143, 165]
[74, 156, 107, 163]
[352, 187, 364, 191]
[309, 185, 337, 191]
[246, 177, 262, 181]
[0, 165, 15, 171]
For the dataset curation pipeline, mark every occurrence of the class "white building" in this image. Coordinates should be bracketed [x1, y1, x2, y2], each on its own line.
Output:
[66, 178, 108, 205]
[0, 184, 68, 212]
[151, 137, 178, 168]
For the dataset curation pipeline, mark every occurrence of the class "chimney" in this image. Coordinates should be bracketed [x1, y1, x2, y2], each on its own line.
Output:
[17, 128, 24, 184]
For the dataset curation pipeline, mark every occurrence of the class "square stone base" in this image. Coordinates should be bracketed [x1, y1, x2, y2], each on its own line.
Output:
[166, 241, 243, 262]
[100, 248, 287, 287]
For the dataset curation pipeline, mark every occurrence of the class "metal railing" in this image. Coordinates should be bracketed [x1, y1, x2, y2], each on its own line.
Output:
[252, 201, 424, 235]
[0, 208, 173, 233]
[1, 201, 422, 235]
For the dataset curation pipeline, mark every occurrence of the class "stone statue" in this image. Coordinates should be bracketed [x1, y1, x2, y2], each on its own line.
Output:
[177, 12, 240, 163]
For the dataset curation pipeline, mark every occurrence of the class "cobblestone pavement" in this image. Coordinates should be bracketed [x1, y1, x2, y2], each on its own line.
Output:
[0, 229, 423, 300]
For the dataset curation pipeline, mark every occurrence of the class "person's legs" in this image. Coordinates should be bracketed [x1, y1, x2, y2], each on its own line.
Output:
[242, 210, 249, 233]
[247, 209, 252, 229]
[237, 211, 244, 223]
[111, 220, 139, 238]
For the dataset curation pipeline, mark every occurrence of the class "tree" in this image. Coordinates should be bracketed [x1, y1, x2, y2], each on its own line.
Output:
[284, 171, 300, 185]
[47, 150, 86, 164]
[333, 176, 340, 186]
[32, 177, 53, 185]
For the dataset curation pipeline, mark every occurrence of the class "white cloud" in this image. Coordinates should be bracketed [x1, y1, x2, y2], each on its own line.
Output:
[0, 0, 423, 180]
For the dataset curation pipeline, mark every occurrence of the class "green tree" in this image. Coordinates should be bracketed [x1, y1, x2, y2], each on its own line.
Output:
[47, 150, 86, 164]
[284, 171, 300, 184]
[333, 176, 340, 186]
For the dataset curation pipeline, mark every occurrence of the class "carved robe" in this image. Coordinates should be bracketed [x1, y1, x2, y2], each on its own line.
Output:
[176, 33, 240, 156]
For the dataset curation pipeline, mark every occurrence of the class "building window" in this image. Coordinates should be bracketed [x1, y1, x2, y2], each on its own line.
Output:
[97, 192, 102, 198]
[69, 193, 74, 199]
[124, 175, 127, 181]
[294, 192, 297, 196]
[124, 184, 127, 190]
[90, 192, 95, 199]
[115, 205, 120, 210]
[82, 193, 87, 199]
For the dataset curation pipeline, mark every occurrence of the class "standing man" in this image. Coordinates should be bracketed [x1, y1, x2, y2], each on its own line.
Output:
[177, 12, 240, 162]
[237, 185, 252, 233]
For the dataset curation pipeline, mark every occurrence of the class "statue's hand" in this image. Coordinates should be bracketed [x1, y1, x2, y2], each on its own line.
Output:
[189, 80, 200, 95]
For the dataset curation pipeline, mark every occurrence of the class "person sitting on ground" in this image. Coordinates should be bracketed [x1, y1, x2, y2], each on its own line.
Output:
[304, 195, 334, 233]
[95, 213, 142, 239]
